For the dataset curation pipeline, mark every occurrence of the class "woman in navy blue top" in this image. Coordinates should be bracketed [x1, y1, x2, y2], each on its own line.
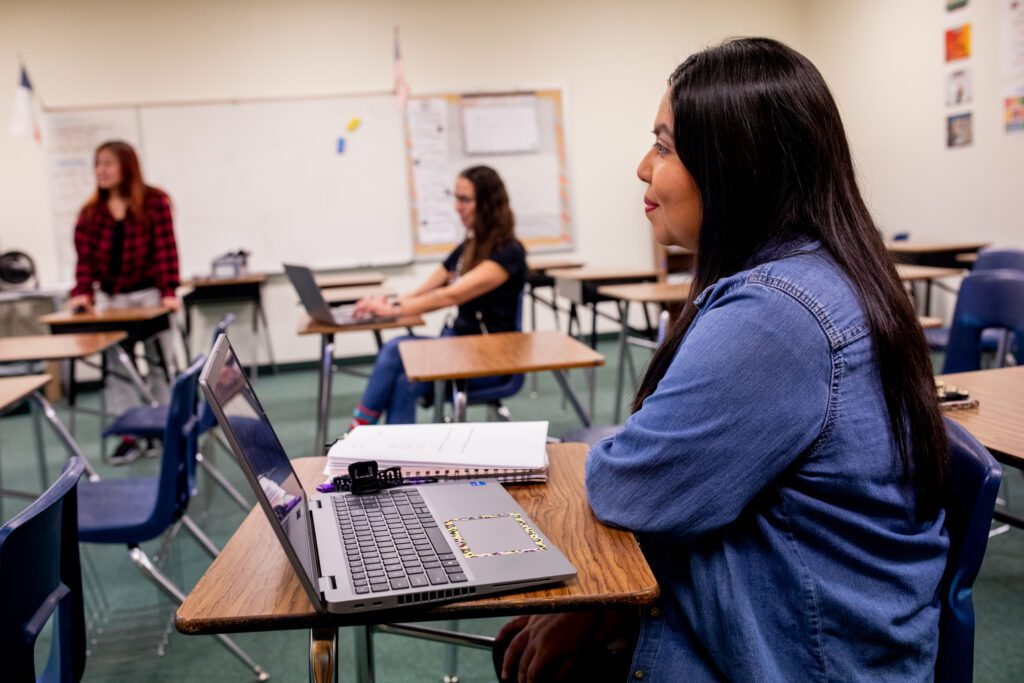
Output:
[497, 38, 949, 682]
[349, 165, 526, 428]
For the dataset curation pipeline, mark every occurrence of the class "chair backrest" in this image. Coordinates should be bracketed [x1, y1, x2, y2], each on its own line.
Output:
[0, 457, 86, 683]
[197, 314, 235, 434]
[942, 269, 1024, 373]
[153, 355, 207, 527]
[935, 419, 1003, 683]
[973, 247, 1024, 273]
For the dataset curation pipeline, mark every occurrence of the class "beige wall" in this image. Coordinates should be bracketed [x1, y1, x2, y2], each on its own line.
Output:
[9, 1, 1018, 364]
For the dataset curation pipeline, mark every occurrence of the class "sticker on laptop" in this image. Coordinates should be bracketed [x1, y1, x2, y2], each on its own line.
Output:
[444, 512, 547, 558]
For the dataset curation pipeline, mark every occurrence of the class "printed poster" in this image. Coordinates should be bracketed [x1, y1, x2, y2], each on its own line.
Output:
[947, 112, 974, 147]
[946, 24, 972, 62]
[1005, 0, 1024, 75]
[1005, 91, 1024, 133]
[947, 0, 969, 10]
[945, 68, 973, 106]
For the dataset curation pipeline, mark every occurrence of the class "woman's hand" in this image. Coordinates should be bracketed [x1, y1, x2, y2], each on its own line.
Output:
[497, 612, 601, 682]
[161, 296, 181, 312]
[68, 295, 93, 314]
[353, 295, 396, 319]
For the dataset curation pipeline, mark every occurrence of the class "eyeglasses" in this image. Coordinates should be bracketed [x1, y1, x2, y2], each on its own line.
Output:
[454, 194, 475, 204]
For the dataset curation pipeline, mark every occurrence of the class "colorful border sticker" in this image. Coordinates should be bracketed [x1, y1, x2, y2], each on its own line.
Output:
[444, 512, 548, 558]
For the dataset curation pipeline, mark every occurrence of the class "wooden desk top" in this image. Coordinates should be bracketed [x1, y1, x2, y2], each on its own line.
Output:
[596, 282, 692, 304]
[545, 267, 659, 282]
[182, 274, 268, 288]
[527, 257, 585, 274]
[918, 316, 943, 329]
[895, 264, 962, 281]
[323, 286, 394, 306]
[400, 331, 605, 382]
[315, 272, 387, 289]
[887, 241, 989, 255]
[0, 374, 51, 411]
[939, 366, 1024, 466]
[38, 306, 171, 326]
[176, 446, 658, 634]
[0, 332, 127, 363]
[956, 252, 978, 264]
[297, 314, 425, 336]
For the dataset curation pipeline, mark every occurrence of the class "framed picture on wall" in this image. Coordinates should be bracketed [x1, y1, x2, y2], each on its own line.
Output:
[947, 112, 974, 147]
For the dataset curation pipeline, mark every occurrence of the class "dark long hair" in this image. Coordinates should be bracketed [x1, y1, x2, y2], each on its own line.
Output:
[633, 38, 947, 515]
[458, 165, 519, 272]
[81, 140, 150, 227]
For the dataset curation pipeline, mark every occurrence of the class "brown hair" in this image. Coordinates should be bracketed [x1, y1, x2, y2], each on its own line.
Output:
[457, 165, 519, 272]
[80, 141, 149, 226]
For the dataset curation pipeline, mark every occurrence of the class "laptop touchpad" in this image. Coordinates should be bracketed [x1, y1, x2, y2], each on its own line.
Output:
[445, 513, 548, 558]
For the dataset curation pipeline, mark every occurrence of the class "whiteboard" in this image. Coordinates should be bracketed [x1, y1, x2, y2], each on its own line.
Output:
[43, 92, 413, 278]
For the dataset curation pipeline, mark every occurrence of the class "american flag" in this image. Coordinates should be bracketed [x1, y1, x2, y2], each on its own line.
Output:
[394, 26, 411, 110]
[10, 64, 41, 143]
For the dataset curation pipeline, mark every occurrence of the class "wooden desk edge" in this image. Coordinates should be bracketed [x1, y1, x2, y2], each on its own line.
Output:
[405, 356, 605, 383]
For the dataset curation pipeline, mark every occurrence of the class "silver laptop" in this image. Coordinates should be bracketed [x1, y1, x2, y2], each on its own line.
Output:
[283, 263, 395, 326]
[200, 335, 576, 615]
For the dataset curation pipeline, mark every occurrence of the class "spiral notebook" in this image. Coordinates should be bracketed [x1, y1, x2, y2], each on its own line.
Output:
[325, 421, 549, 484]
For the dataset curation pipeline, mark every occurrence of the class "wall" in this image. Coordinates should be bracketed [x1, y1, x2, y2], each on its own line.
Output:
[0, 0, 807, 362]
[801, 0, 1024, 316]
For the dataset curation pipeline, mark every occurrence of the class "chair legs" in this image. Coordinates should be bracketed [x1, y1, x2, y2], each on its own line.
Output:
[196, 445, 252, 511]
[179, 514, 221, 559]
[127, 545, 269, 681]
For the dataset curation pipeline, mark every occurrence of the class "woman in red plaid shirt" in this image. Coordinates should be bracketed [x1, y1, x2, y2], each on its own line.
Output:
[69, 140, 181, 461]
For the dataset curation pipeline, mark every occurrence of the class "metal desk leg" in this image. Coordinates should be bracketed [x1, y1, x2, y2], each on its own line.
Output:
[310, 627, 338, 683]
[28, 392, 100, 482]
[256, 295, 278, 374]
[433, 380, 446, 423]
[354, 624, 375, 683]
[613, 300, 631, 424]
[552, 369, 591, 428]
[315, 336, 335, 456]
[528, 283, 539, 398]
[453, 380, 468, 423]
[29, 397, 48, 490]
[112, 344, 159, 407]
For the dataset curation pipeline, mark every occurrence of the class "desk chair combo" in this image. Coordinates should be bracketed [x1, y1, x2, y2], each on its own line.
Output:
[0, 457, 86, 683]
[75, 356, 268, 680]
[100, 313, 251, 511]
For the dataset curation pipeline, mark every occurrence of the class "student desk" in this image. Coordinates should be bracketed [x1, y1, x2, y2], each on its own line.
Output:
[315, 272, 387, 290]
[525, 257, 584, 333]
[175, 445, 659, 683]
[298, 315, 425, 456]
[323, 286, 394, 307]
[939, 366, 1024, 529]
[181, 274, 277, 373]
[887, 241, 989, 269]
[596, 282, 693, 423]
[0, 374, 100, 500]
[918, 316, 943, 329]
[39, 306, 175, 398]
[398, 331, 605, 426]
[546, 267, 659, 349]
[894, 264, 963, 315]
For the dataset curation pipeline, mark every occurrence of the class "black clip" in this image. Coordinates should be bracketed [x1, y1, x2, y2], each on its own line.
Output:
[324, 460, 405, 495]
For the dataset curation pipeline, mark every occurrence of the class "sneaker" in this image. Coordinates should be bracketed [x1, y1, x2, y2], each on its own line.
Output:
[109, 438, 142, 466]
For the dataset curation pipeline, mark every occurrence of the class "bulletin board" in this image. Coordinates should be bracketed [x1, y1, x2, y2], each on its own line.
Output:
[405, 89, 574, 259]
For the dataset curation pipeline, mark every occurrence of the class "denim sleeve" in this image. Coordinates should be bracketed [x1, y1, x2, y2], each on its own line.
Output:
[586, 281, 833, 543]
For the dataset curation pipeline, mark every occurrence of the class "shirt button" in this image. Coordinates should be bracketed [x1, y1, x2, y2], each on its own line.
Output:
[634, 671, 646, 680]
[649, 607, 661, 618]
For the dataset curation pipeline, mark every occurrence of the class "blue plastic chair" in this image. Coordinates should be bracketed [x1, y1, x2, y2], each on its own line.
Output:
[935, 419, 1003, 682]
[0, 457, 86, 683]
[77, 356, 267, 680]
[926, 250, 1024, 356]
[941, 270, 1024, 373]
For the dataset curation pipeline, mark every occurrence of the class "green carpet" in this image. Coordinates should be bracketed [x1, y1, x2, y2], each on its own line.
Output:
[1, 338, 1021, 681]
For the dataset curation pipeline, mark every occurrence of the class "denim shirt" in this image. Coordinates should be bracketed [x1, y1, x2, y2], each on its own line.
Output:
[586, 244, 948, 682]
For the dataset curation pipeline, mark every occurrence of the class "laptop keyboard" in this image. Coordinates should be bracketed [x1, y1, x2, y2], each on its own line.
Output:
[334, 489, 468, 595]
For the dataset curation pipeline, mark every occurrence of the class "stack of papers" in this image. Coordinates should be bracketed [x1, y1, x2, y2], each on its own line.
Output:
[326, 421, 549, 484]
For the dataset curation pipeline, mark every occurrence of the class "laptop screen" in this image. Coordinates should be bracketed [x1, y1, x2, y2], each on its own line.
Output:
[199, 335, 321, 604]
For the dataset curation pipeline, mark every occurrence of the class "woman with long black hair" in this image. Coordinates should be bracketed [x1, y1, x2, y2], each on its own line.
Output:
[497, 38, 948, 682]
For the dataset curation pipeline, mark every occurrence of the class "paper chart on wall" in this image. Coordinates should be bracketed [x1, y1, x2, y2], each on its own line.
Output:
[42, 109, 141, 279]
[405, 89, 574, 259]
[1004, 0, 1024, 76]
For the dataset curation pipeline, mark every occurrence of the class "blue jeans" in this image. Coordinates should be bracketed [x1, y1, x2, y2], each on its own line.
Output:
[359, 333, 506, 424]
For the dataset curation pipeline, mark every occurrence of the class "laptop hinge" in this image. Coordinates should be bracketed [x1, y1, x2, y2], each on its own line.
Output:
[319, 575, 337, 592]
